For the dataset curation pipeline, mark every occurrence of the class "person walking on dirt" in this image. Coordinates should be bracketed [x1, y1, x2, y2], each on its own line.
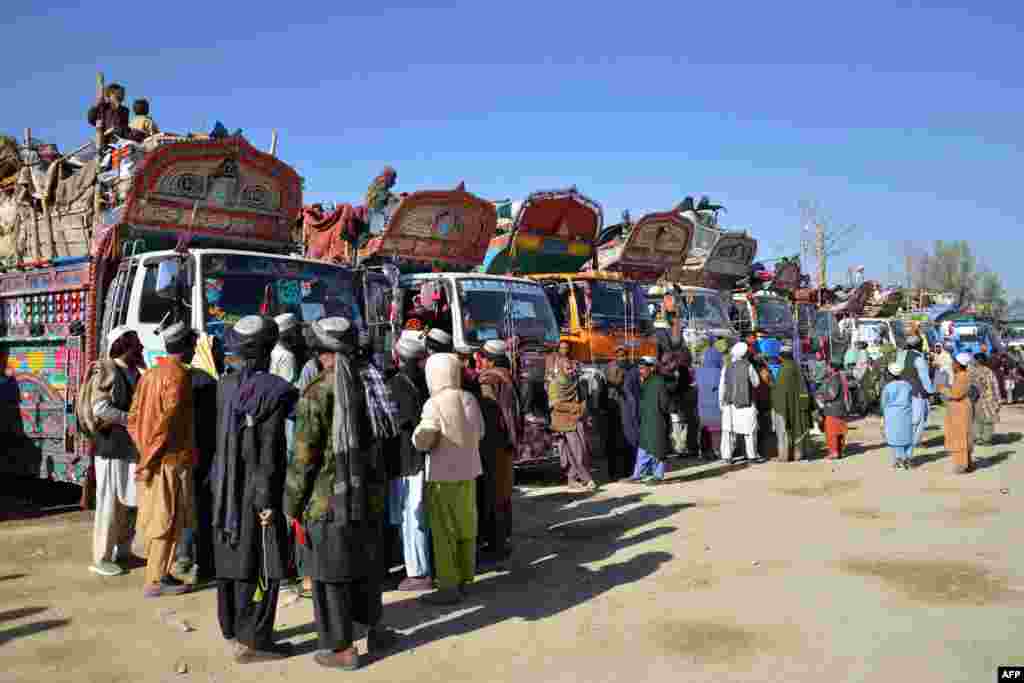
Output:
[969, 353, 1001, 446]
[89, 327, 145, 577]
[210, 316, 298, 663]
[881, 361, 915, 469]
[939, 353, 976, 474]
[719, 342, 760, 463]
[127, 322, 197, 598]
[816, 361, 850, 460]
[386, 332, 433, 592]
[900, 335, 934, 454]
[630, 355, 674, 483]
[286, 318, 400, 670]
[413, 353, 486, 606]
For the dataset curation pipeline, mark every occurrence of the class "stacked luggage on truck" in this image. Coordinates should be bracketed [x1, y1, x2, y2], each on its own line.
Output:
[0, 96, 379, 487]
[656, 197, 756, 355]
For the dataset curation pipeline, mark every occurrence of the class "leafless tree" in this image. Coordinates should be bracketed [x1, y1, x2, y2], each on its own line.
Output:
[798, 200, 861, 287]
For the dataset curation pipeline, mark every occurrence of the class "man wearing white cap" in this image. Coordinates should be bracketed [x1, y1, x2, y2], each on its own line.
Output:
[939, 353, 976, 474]
[287, 317, 400, 669]
[269, 312, 306, 594]
[475, 339, 520, 562]
[89, 327, 145, 577]
[425, 328, 454, 355]
[270, 313, 303, 385]
[386, 330, 433, 591]
[718, 342, 761, 462]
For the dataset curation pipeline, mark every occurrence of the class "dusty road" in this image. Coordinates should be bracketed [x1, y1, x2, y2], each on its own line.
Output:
[2, 405, 1023, 683]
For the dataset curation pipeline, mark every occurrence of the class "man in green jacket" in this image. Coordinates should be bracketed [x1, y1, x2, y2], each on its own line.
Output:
[628, 356, 674, 484]
[770, 344, 811, 461]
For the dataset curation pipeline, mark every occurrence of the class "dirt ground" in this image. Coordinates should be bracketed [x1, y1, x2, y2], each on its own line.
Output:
[3, 405, 1024, 683]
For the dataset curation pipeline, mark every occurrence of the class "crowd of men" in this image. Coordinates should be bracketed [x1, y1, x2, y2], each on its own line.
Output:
[81, 306, 1011, 669]
[85, 314, 515, 669]
[540, 323, 1011, 488]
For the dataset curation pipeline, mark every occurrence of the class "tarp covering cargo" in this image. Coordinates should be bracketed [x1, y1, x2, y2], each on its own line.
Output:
[667, 226, 757, 289]
[360, 187, 497, 268]
[482, 187, 602, 275]
[587, 210, 693, 281]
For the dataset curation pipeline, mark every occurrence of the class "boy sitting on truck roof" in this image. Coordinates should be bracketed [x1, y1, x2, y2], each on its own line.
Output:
[129, 98, 159, 138]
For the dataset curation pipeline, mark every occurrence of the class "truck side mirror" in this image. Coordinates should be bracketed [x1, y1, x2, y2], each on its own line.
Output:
[155, 260, 181, 300]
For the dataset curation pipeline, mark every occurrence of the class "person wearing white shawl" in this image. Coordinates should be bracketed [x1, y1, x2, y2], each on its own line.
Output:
[719, 342, 761, 462]
[413, 353, 485, 605]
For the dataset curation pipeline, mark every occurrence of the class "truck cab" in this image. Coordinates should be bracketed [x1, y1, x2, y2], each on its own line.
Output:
[845, 317, 907, 359]
[730, 292, 796, 342]
[99, 249, 382, 369]
[529, 272, 655, 364]
[648, 284, 736, 347]
[394, 272, 561, 355]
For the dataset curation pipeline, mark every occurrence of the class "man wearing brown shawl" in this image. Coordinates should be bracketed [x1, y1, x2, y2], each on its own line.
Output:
[127, 322, 197, 598]
[475, 339, 520, 563]
[547, 341, 594, 491]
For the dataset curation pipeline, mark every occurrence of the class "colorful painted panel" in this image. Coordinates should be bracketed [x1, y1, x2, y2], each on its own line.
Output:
[124, 137, 301, 248]
[360, 190, 498, 268]
[0, 287, 88, 338]
[483, 189, 602, 275]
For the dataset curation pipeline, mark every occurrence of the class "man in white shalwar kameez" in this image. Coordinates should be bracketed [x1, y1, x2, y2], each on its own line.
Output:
[90, 327, 145, 576]
[719, 342, 761, 462]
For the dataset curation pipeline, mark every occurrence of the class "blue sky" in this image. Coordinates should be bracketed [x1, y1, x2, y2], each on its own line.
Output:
[4, 1, 1022, 295]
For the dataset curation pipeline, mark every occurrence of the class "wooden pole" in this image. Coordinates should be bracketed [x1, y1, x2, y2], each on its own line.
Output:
[269, 130, 279, 157]
[92, 73, 105, 230]
[815, 222, 826, 289]
[22, 128, 43, 262]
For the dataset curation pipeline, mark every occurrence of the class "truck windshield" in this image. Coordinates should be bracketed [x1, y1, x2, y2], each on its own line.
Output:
[458, 278, 560, 346]
[754, 298, 793, 330]
[680, 292, 729, 326]
[588, 281, 654, 334]
[202, 254, 360, 340]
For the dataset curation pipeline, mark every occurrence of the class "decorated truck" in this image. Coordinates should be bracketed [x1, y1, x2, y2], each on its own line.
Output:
[483, 188, 659, 365]
[489, 195, 691, 366]
[0, 127, 379, 486]
[300, 182, 564, 467]
[655, 198, 756, 350]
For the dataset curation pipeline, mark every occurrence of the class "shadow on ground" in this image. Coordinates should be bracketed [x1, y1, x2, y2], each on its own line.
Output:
[0, 605, 69, 646]
[278, 490, 685, 656]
